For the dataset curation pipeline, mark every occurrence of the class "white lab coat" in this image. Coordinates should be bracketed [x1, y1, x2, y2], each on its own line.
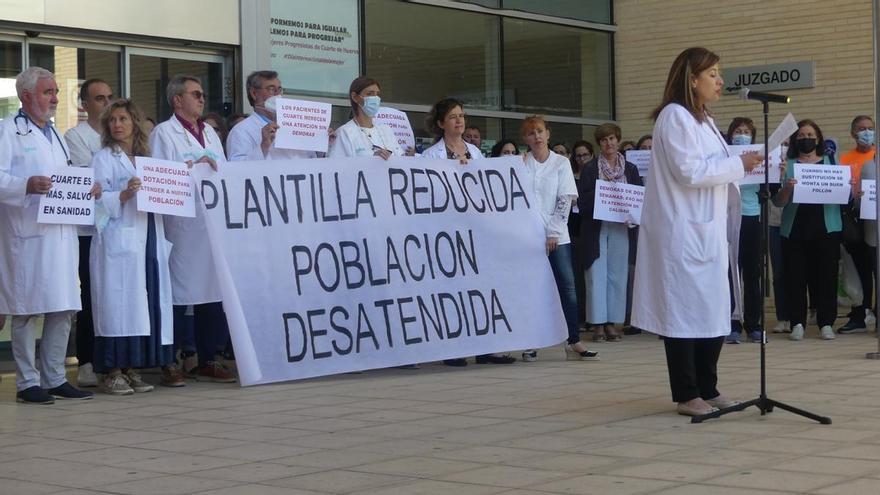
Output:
[523, 151, 578, 246]
[64, 121, 102, 167]
[149, 116, 224, 305]
[0, 114, 80, 314]
[90, 147, 173, 344]
[631, 104, 744, 338]
[328, 119, 404, 157]
[421, 138, 483, 161]
[226, 113, 316, 161]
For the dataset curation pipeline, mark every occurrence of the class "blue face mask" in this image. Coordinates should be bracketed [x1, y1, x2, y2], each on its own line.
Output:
[731, 134, 752, 145]
[360, 95, 381, 118]
[857, 129, 875, 146]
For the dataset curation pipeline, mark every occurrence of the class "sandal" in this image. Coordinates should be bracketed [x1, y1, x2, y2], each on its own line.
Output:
[591, 326, 606, 342]
[605, 325, 622, 342]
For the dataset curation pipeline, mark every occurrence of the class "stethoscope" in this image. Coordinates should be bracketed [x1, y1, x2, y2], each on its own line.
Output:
[14, 110, 73, 165]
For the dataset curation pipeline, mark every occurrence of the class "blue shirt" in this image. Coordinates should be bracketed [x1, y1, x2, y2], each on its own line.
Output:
[740, 184, 760, 216]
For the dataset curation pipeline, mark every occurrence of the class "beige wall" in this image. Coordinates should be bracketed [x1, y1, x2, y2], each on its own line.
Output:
[614, 0, 874, 149]
[1, 0, 239, 45]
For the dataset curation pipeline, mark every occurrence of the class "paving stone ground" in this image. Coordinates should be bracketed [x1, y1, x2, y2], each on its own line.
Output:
[1, 321, 879, 494]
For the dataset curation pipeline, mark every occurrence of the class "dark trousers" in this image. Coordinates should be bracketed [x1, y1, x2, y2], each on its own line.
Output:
[843, 239, 875, 322]
[173, 302, 229, 367]
[783, 236, 840, 328]
[663, 336, 725, 403]
[75, 235, 94, 365]
[739, 215, 762, 331]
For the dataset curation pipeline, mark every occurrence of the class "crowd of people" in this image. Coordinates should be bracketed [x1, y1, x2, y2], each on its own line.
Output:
[0, 56, 876, 417]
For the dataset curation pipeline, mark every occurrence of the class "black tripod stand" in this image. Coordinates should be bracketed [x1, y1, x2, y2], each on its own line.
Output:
[692, 100, 831, 424]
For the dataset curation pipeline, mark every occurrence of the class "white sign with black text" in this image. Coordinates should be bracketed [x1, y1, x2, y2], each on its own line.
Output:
[625, 150, 651, 177]
[861, 179, 876, 220]
[275, 97, 332, 152]
[135, 157, 196, 217]
[792, 164, 851, 205]
[593, 179, 645, 225]
[37, 167, 95, 226]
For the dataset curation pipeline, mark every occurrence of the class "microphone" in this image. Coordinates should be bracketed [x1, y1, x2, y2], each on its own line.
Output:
[739, 87, 790, 104]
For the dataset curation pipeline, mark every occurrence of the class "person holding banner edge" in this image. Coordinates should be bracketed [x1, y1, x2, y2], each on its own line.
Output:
[577, 122, 642, 343]
[773, 119, 861, 341]
[90, 99, 180, 393]
[632, 47, 763, 417]
[329, 76, 406, 159]
[150, 74, 236, 383]
[521, 115, 599, 363]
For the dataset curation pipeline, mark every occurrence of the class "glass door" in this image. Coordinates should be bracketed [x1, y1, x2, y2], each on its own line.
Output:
[126, 47, 230, 124]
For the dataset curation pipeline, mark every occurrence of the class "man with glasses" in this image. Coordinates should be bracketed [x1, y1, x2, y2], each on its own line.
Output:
[150, 74, 235, 385]
[0, 67, 95, 403]
[226, 70, 315, 161]
[64, 78, 114, 388]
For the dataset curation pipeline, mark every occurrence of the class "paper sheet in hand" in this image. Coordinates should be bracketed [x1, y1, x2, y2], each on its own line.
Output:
[625, 150, 652, 177]
[861, 179, 876, 220]
[792, 163, 851, 205]
[275, 97, 332, 152]
[768, 113, 799, 152]
[593, 179, 645, 224]
[729, 144, 783, 184]
[374, 107, 415, 151]
[135, 157, 196, 217]
[37, 167, 95, 225]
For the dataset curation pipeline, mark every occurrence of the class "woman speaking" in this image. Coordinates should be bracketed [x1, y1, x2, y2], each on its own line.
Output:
[632, 47, 763, 417]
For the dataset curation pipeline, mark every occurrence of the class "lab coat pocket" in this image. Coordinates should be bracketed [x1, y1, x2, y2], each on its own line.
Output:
[105, 226, 138, 259]
[675, 218, 719, 264]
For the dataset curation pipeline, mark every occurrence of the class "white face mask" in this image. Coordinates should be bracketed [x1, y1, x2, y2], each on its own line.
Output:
[264, 95, 279, 116]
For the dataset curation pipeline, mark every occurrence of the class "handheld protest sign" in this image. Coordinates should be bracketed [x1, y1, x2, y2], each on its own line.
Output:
[38, 167, 95, 225]
[135, 157, 196, 217]
[274, 97, 332, 152]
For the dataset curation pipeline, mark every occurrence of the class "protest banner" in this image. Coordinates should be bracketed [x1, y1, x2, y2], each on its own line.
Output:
[192, 156, 567, 385]
[374, 107, 415, 151]
[275, 97, 332, 152]
[729, 144, 784, 184]
[861, 179, 876, 220]
[38, 167, 95, 225]
[593, 179, 645, 224]
[625, 150, 652, 177]
[792, 164, 851, 205]
[135, 157, 196, 217]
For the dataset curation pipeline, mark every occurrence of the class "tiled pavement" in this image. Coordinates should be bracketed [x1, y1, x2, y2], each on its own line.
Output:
[1, 327, 880, 494]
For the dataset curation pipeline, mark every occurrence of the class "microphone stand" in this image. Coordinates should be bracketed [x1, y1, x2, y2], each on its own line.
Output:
[692, 99, 831, 424]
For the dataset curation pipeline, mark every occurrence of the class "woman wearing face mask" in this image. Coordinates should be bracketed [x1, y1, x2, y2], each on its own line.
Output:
[774, 119, 855, 341]
[578, 123, 642, 343]
[521, 116, 599, 363]
[328, 76, 404, 159]
[725, 117, 763, 344]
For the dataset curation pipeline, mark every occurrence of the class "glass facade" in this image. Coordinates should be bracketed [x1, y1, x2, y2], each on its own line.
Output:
[0, 40, 22, 117]
[455, 0, 612, 25]
[129, 55, 225, 123]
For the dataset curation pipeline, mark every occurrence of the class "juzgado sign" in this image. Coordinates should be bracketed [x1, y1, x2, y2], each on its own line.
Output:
[192, 157, 568, 385]
[723, 61, 815, 94]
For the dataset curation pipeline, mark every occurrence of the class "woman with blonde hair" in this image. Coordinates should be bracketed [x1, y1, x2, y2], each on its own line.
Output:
[90, 98, 182, 394]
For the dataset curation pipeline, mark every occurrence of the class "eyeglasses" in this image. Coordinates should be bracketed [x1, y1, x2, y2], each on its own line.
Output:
[186, 90, 205, 100]
[259, 85, 283, 95]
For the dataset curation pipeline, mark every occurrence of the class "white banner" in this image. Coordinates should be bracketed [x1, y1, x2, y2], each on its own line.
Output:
[593, 180, 644, 225]
[792, 164, 851, 205]
[729, 144, 784, 184]
[192, 157, 567, 385]
[275, 97, 332, 152]
[135, 157, 196, 217]
[625, 150, 651, 177]
[861, 179, 876, 220]
[374, 107, 415, 152]
[38, 167, 95, 225]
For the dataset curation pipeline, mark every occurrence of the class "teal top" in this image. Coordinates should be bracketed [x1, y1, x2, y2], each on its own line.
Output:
[740, 184, 760, 217]
[779, 155, 843, 238]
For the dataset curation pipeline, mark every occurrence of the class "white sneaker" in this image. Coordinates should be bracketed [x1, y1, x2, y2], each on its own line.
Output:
[789, 324, 804, 341]
[820, 325, 836, 340]
[77, 363, 98, 387]
[772, 321, 790, 333]
[521, 350, 537, 362]
[98, 373, 134, 395]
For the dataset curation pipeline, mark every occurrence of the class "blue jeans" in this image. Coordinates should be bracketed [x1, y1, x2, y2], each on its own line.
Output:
[548, 243, 580, 344]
